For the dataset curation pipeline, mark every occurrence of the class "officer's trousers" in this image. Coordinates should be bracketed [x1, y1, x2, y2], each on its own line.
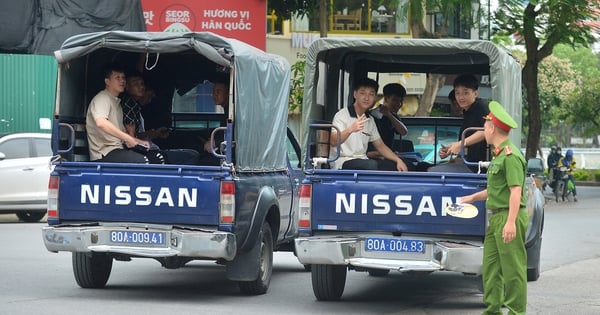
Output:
[482, 209, 528, 315]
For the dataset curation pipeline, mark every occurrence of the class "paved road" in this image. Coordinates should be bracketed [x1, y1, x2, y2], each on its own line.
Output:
[1, 187, 599, 315]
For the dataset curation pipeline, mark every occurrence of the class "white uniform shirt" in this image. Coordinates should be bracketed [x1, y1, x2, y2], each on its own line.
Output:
[330, 107, 381, 169]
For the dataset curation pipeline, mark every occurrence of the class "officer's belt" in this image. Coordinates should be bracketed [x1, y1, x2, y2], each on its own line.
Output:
[488, 208, 526, 215]
[488, 208, 508, 215]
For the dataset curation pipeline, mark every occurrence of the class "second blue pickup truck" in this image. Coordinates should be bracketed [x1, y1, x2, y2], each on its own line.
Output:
[294, 38, 545, 300]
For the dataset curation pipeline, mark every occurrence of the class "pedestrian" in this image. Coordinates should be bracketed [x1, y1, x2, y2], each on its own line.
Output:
[459, 101, 528, 315]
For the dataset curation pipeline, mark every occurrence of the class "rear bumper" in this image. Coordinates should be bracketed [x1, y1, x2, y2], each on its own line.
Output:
[294, 235, 483, 274]
[42, 223, 236, 260]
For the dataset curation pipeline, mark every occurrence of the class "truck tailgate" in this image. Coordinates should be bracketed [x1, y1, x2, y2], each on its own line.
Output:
[308, 170, 487, 237]
[53, 163, 225, 225]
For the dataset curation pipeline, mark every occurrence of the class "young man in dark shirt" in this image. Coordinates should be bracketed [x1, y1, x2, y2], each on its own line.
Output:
[366, 83, 408, 159]
[439, 74, 490, 166]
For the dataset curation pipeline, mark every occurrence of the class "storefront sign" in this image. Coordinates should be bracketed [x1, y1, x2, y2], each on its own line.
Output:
[141, 0, 266, 50]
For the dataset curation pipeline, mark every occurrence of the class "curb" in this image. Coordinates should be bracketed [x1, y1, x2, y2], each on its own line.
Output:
[575, 181, 600, 187]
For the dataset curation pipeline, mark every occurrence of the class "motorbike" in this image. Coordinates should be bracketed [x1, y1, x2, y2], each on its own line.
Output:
[553, 166, 575, 202]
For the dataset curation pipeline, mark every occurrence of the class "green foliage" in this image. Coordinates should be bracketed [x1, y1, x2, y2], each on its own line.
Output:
[595, 170, 600, 182]
[268, 0, 316, 20]
[289, 60, 306, 115]
[553, 44, 600, 78]
[567, 75, 600, 135]
[492, 0, 600, 158]
[573, 169, 591, 181]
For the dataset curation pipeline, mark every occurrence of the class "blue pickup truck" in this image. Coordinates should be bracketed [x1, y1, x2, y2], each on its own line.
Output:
[42, 32, 303, 295]
[294, 38, 545, 300]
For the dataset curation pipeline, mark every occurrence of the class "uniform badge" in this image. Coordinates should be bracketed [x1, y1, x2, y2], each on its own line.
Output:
[504, 146, 513, 155]
[493, 146, 502, 156]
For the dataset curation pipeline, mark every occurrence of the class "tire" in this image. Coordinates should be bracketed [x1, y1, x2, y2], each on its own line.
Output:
[527, 239, 542, 282]
[311, 264, 347, 301]
[303, 264, 312, 272]
[72, 252, 113, 288]
[527, 261, 540, 282]
[238, 222, 273, 295]
[367, 268, 390, 277]
[476, 275, 484, 293]
[16, 211, 46, 222]
[555, 181, 564, 202]
[526, 225, 543, 282]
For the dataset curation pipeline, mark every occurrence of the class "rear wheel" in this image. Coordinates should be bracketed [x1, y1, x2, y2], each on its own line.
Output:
[72, 252, 113, 288]
[527, 236, 542, 281]
[238, 222, 273, 295]
[16, 211, 46, 222]
[312, 264, 347, 301]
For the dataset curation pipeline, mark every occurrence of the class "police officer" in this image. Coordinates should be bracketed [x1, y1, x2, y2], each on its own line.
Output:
[460, 101, 528, 315]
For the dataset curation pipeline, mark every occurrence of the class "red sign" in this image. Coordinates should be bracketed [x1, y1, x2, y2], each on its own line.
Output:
[141, 0, 266, 50]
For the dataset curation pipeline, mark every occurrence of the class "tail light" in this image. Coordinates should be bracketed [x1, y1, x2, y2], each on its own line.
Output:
[47, 176, 59, 219]
[299, 184, 312, 228]
[219, 181, 235, 224]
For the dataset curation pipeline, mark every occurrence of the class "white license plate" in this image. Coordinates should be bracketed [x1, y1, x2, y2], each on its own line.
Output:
[365, 237, 425, 253]
[110, 230, 165, 245]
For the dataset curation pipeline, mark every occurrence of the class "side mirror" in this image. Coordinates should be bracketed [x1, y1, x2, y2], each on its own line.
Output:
[526, 158, 544, 175]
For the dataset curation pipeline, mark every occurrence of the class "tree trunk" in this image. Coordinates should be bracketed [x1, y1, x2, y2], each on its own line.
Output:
[416, 74, 445, 116]
[523, 60, 542, 160]
[319, 0, 328, 38]
[409, 1, 437, 116]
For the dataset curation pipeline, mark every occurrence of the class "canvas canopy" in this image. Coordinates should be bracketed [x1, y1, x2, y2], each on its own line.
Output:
[301, 38, 522, 155]
[54, 31, 291, 171]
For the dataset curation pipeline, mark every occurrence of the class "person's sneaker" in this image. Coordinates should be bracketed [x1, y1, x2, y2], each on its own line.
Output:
[574, 196, 578, 202]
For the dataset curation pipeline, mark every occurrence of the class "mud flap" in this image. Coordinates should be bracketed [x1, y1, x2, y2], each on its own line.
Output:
[225, 230, 262, 281]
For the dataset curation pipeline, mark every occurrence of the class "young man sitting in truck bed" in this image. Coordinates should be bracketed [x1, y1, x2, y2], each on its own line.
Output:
[122, 71, 199, 165]
[330, 77, 408, 171]
[366, 83, 408, 160]
[438, 74, 490, 167]
[85, 64, 163, 164]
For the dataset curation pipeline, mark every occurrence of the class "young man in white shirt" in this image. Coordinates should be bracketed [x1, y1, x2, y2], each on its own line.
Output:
[330, 77, 408, 171]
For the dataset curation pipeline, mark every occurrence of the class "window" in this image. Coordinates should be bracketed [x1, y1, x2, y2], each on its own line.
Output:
[291, 0, 409, 35]
[172, 81, 218, 113]
[286, 136, 300, 169]
[0, 138, 29, 159]
[401, 125, 461, 164]
[33, 137, 52, 157]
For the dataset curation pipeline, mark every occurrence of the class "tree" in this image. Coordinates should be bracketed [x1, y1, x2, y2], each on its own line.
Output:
[493, 0, 600, 159]
[569, 76, 600, 134]
[512, 50, 580, 146]
[545, 45, 600, 142]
